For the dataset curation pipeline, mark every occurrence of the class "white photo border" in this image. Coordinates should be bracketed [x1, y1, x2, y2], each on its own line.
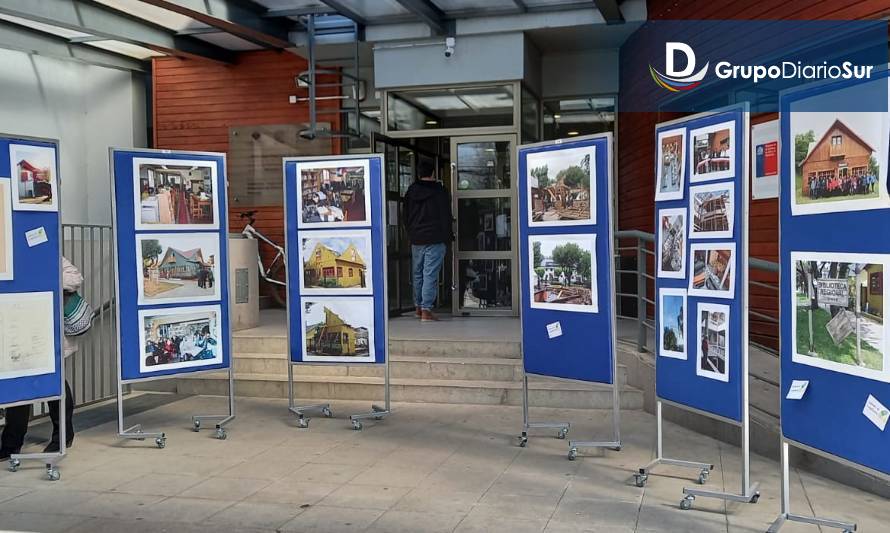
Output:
[298, 229, 374, 296]
[658, 288, 687, 360]
[138, 304, 224, 375]
[689, 120, 736, 183]
[655, 127, 686, 201]
[527, 233, 599, 314]
[132, 157, 220, 231]
[0, 178, 13, 280]
[296, 158, 372, 229]
[9, 144, 58, 212]
[656, 207, 687, 279]
[135, 232, 222, 306]
[301, 296, 376, 363]
[688, 241, 736, 299]
[790, 250, 890, 382]
[0, 291, 56, 380]
[696, 302, 731, 382]
[688, 181, 735, 240]
[526, 144, 597, 228]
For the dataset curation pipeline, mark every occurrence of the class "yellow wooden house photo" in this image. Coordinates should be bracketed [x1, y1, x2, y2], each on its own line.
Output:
[300, 231, 372, 292]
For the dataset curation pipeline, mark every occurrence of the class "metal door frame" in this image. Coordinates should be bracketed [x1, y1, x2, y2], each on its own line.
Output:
[450, 134, 519, 316]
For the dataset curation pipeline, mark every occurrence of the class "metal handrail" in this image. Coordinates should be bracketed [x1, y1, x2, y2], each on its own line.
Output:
[613, 229, 780, 354]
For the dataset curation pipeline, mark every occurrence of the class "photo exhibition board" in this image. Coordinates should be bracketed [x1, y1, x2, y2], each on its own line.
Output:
[111, 149, 231, 383]
[518, 134, 616, 384]
[284, 155, 387, 365]
[0, 134, 63, 407]
[653, 106, 748, 423]
[779, 70, 890, 476]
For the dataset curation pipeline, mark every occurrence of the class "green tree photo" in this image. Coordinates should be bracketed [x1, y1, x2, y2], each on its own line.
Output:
[141, 239, 163, 269]
[531, 165, 551, 188]
[533, 241, 543, 268]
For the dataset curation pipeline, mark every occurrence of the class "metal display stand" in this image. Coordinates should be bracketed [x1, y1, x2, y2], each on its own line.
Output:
[517, 371, 570, 447]
[287, 362, 333, 428]
[767, 440, 856, 533]
[566, 369, 621, 461]
[643, 106, 760, 510]
[110, 147, 235, 447]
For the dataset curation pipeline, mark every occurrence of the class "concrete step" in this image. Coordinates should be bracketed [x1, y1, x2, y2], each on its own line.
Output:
[232, 353, 628, 386]
[233, 335, 522, 360]
[137, 373, 643, 410]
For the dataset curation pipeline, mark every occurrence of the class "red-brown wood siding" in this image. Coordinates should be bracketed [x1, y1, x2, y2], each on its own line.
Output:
[152, 51, 341, 300]
[619, 1, 890, 350]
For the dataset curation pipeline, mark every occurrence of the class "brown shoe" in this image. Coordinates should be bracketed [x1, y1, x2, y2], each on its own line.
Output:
[415, 307, 422, 319]
[421, 310, 439, 322]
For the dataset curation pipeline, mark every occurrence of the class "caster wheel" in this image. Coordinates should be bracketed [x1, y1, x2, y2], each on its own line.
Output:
[567, 448, 578, 461]
[297, 417, 309, 429]
[613, 446, 622, 452]
[193, 420, 201, 432]
[518, 436, 528, 448]
[322, 407, 333, 418]
[46, 467, 60, 481]
[216, 428, 227, 440]
[8, 459, 20, 472]
[374, 416, 384, 421]
[698, 470, 709, 485]
[750, 492, 760, 504]
[352, 421, 363, 431]
[680, 495, 694, 510]
[557, 428, 568, 440]
[634, 473, 647, 488]
[155, 437, 166, 449]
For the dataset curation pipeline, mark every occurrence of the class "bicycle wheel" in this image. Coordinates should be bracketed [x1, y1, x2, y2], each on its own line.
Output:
[265, 260, 288, 308]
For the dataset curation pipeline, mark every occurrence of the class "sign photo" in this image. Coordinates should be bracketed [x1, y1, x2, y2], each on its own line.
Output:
[657, 207, 686, 279]
[689, 121, 735, 183]
[655, 128, 686, 201]
[9, 144, 58, 212]
[528, 233, 598, 313]
[659, 288, 687, 360]
[296, 159, 371, 229]
[526, 144, 596, 226]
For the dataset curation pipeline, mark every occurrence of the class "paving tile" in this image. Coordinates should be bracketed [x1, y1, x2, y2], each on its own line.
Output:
[319, 483, 411, 510]
[279, 505, 384, 532]
[133, 496, 236, 523]
[454, 508, 548, 533]
[0, 485, 32, 504]
[185, 476, 272, 501]
[113, 472, 204, 497]
[549, 496, 640, 529]
[1, 488, 101, 514]
[366, 510, 466, 533]
[246, 479, 341, 506]
[292, 462, 369, 485]
[205, 500, 304, 529]
[393, 487, 482, 514]
[0, 511, 88, 533]
[73, 492, 166, 519]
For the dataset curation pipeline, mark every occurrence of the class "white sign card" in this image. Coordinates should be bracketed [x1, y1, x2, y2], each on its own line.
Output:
[546, 321, 563, 339]
[751, 119, 779, 200]
[863, 394, 890, 431]
[25, 226, 48, 247]
[786, 380, 809, 400]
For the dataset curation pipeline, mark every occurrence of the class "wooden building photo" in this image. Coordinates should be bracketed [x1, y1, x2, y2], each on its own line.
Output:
[303, 299, 373, 359]
[300, 231, 372, 293]
[799, 119, 878, 200]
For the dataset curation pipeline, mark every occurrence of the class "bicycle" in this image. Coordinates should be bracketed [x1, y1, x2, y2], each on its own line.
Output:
[239, 210, 287, 307]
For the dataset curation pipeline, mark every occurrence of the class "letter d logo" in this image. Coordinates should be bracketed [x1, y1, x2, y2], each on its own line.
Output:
[649, 42, 709, 92]
[666, 42, 696, 77]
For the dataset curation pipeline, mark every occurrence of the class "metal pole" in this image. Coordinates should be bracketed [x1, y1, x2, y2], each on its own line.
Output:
[307, 15, 317, 136]
[637, 239, 646, 352]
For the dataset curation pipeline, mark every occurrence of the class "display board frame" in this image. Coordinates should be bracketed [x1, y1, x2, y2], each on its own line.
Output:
[110, 147, 235, 445]
[638, 105, 761, 510]
[769, 70, 890, 533]
[0, 133, 66, 480]
[516, 133, 620, 457]
[283, 153, 390, 430]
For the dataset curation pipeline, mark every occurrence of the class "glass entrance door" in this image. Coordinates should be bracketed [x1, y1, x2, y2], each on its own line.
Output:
[451, 135, 518, 316]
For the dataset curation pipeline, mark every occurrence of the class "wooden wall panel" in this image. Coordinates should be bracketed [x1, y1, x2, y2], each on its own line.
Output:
[153, 51, 341, 302]
[620, 2, 890, 349]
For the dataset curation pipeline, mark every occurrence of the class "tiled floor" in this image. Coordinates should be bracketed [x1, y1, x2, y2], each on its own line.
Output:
[0, 393, 886, 532]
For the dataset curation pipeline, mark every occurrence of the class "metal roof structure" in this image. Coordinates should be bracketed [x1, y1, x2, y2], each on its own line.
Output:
[0, 0, 633, 71]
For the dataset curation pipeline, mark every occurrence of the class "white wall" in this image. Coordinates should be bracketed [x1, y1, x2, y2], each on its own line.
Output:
[0, 48, 147, 225]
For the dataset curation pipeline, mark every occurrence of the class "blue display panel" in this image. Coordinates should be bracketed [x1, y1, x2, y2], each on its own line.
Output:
[284, 155, 387, 365]
[111, 149, 231, 383]
[518, 134, 616, 384]
[779, 71, 890, 476]
[654, 108, 748, 423]
[0, 135, 63, 407]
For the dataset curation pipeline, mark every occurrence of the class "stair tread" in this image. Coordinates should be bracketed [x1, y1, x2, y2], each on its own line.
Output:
[232, 352, 628, 369]
[179, 371, 640, 391]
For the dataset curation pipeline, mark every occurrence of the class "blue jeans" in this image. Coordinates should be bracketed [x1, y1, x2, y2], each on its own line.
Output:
[412, 243, 446, 310]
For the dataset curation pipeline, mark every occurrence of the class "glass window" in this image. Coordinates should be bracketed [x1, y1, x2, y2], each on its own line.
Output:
[521, 86, 540, 144]
[458, 259, 512, 310]
[387, 85, 515, 132]
[455, 141, 511, 190]
[457, 198, 511, 252]
[542, 96, 616, 141]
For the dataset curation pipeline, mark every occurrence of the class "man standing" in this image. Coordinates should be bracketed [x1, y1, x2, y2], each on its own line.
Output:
[405, 160, 453, 322]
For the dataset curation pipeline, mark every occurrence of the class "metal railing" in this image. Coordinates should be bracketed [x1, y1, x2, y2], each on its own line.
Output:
[614, 229, 780, 355]
[62, 224, 117, 409]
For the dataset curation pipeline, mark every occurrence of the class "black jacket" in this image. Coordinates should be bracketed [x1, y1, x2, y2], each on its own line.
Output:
[405, 180, 453, 245]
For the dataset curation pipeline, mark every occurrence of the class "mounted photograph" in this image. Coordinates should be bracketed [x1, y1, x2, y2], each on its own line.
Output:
[659, 288, 687, 360]
[655, 128, 686, 201]
[301, 297, 375, 363]
[789, 110, 888, 215]
[689, 242, 736, 299]
[0, 179, 13, 280]
[697, 302, 730, 382]
[689, 121, 735, 182]
[791, 251, 890, 382]
[527, 144, 596, 226]
[136, 233, 221, 305]
[299, 229, 373, 295]
[9, 144, 57, 211]
[528, 233, 598, 313]
[657, 207, 686, 279]
[139, 305, 223, 374]
[133, 158, 219, 230]
[297, 159, 371, 228]
[689, 182, 734, 239]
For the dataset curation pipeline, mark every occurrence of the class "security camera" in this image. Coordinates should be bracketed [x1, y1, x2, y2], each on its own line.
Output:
[444, 37, 455, 58]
